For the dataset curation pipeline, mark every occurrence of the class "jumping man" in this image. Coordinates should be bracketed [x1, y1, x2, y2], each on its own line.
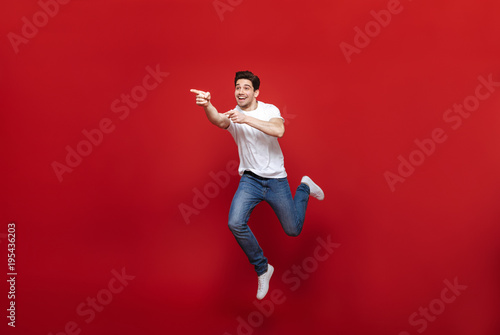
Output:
[190, 71, 324, 300]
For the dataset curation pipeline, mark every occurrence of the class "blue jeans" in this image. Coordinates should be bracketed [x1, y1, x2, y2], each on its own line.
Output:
[228, 172, 310, 276]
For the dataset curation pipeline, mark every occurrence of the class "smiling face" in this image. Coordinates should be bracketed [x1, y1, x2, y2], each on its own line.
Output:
[235, 79, 259, 111]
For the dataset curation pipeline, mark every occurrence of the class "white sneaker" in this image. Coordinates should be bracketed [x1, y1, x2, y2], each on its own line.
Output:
[301, 176, 325, 200]
[256, 264, 274, 300]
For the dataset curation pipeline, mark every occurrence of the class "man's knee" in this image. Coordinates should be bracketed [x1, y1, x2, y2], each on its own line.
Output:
[228, 217, 243, 233]
[285, 228, 301, 237]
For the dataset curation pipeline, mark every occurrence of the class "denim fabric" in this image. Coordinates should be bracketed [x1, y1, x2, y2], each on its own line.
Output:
[228, 172, 310, 275]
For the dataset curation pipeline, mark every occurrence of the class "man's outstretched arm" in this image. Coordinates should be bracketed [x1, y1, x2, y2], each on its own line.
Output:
[190, 89, 230, 129]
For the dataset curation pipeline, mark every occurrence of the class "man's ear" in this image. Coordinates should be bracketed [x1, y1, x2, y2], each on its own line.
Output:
[254, 89, 260, 98]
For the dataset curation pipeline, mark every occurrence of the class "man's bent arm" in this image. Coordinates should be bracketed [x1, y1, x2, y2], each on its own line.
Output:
[225, 109, 285, 138]
[244, 116, 284, 138]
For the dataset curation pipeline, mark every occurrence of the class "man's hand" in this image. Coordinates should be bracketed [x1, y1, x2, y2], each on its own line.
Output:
[190, 89, 230, 129]
[225, 109, 246, 124]
[190, 89, 211, 107]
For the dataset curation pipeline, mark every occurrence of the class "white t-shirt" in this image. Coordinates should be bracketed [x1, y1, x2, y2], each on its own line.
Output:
[227, 101, 287, 178]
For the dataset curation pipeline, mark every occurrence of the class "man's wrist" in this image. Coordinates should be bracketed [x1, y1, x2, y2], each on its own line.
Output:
[242, 114, 250, 124]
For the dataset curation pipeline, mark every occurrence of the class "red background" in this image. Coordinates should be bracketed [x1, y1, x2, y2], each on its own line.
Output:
[2, 0, 500, 334]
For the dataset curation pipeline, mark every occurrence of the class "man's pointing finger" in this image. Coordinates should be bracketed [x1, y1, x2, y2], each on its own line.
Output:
[190, 89, 203, 95]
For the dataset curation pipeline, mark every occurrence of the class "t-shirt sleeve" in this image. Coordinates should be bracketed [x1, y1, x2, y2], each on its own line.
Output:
[267, 104, 284, 122]
[226, 120, 235, 135]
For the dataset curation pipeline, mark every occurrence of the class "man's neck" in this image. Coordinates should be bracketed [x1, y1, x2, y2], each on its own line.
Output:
[240, 100, 258, 112]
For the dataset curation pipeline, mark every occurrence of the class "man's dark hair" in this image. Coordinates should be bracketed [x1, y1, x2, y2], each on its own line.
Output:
[235, 71, 260, 90]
